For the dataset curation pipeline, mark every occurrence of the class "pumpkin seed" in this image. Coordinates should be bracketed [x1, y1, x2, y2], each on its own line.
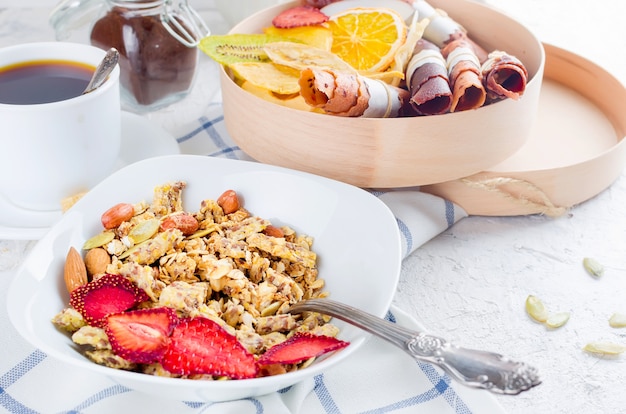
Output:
[609, 313, 626, 328]
[82, 231, 115, 250]
[118, 239, 149, 260]
[583, 257, 604, 278]
[261, 301, 283, 317]
[583, 342, 626, 355]
[545, 312, 570, 329]
[525, 295, 549, 323]
[128, 218, 160, 244]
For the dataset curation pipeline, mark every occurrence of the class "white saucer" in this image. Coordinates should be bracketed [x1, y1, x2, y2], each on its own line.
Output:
[0, 112, 180, 240]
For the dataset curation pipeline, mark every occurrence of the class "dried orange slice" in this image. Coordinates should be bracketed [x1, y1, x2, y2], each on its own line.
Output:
[327, 7, 407, 72]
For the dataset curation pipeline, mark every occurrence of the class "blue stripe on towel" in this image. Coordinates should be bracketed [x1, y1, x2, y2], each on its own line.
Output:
[0, 350, 46, 414]
[314, 374, 341, 414]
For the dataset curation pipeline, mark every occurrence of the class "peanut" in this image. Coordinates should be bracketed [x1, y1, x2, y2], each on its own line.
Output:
[101, 203, 134, 229]
[160, 212, 199, 235]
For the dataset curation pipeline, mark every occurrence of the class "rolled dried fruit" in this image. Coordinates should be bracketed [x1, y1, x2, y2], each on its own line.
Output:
[405, 39, 452, 116]
[299, 67, 409, 117]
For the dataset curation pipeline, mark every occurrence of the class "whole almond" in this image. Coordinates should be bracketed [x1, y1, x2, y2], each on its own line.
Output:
[84, 247, 111, 276]
[160, 212, 199, 235]
[64, 247, 88, 293]
[263, 225, 285, 238]
[217, 190, 240, 214]
[101, 203, 134, 229]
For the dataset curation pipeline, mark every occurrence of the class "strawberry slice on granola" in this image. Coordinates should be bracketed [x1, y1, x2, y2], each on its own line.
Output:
[69, 273, 150, 327]
[105, 307, 179, 364]
[258, 332, 349, 365]
[161, 317, 258, 379]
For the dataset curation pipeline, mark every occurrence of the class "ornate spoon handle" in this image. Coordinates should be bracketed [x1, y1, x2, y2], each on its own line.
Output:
[288, 299, 541, 395]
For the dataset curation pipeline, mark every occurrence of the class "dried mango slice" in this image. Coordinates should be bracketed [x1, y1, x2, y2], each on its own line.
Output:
[240, 81, 323, 113]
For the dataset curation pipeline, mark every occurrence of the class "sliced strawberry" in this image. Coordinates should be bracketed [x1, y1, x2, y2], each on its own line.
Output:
[161, 317, 258, 379]
[257, 332, 349, 366]
[105, 307, 179, 364]
[272, 6, 329, 29]
[69, 273, 150, 327]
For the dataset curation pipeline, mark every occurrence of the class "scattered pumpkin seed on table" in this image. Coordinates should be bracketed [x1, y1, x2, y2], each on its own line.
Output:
[525, 295, 549, 323]
[545, 312, 570, 329]
[583, 257, 604, 277]
[583, 342, 626, 356]
[609, 313, 626, 328]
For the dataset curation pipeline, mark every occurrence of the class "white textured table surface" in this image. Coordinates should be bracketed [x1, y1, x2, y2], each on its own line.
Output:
[1, 1, 626, 413]
[395, 2, 626, 413]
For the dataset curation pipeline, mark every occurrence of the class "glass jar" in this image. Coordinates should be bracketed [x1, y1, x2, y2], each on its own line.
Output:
[50, 0, 209, 112]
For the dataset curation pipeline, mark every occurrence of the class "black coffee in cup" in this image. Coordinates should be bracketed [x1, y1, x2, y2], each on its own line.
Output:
[0, 60, 94, 105]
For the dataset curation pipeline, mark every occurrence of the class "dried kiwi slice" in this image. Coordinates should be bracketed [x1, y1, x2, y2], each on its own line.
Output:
[199, 34, 294, 66]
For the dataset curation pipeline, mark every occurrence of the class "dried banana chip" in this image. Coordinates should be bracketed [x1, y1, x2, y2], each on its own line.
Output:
[388, 15, 429, 84]
[264, 25, 333, 51]
[230, 61, 301, 95]
[264, 41, 356, 73]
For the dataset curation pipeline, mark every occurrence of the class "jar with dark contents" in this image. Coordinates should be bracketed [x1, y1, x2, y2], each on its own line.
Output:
[89, 0, 205, 111]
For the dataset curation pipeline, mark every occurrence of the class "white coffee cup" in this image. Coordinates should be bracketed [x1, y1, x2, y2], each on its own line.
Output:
[0, 42, 121, 215]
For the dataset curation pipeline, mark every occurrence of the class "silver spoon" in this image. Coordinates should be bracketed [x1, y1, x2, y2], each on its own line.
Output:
[82, 48, 119, 95]
[288, 298, 541, 395]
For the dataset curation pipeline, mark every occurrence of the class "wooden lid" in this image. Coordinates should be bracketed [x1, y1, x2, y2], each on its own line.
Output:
[421, 43, 626, 216]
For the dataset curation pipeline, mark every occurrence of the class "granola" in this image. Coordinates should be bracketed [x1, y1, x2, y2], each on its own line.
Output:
[52, 181, 337, 379]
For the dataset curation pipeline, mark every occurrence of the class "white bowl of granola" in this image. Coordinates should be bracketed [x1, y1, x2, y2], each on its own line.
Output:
[7, 154, 402, 402]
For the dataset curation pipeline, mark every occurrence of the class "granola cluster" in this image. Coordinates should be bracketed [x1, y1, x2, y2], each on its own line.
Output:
[52, 181, 337, 377]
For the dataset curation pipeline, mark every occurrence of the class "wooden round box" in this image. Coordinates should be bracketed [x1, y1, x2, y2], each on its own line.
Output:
[219, 0, 545, 188]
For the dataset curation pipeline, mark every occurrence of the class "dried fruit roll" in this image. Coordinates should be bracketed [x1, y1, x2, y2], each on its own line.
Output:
[481, 50, 528, 102]
[298, 68, 408, 117]
[405, 39, 452, 115]
[441, 39, 486, 112]
[404, 0, 487, 60]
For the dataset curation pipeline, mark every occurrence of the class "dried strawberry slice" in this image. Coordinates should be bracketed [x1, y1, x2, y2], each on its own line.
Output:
[105, 307, 179, 364]
[69, 273, 150, 327]
[258, 332, 349, 365]
[161, 317, 258, 379]
[272, 6, 329, 29]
